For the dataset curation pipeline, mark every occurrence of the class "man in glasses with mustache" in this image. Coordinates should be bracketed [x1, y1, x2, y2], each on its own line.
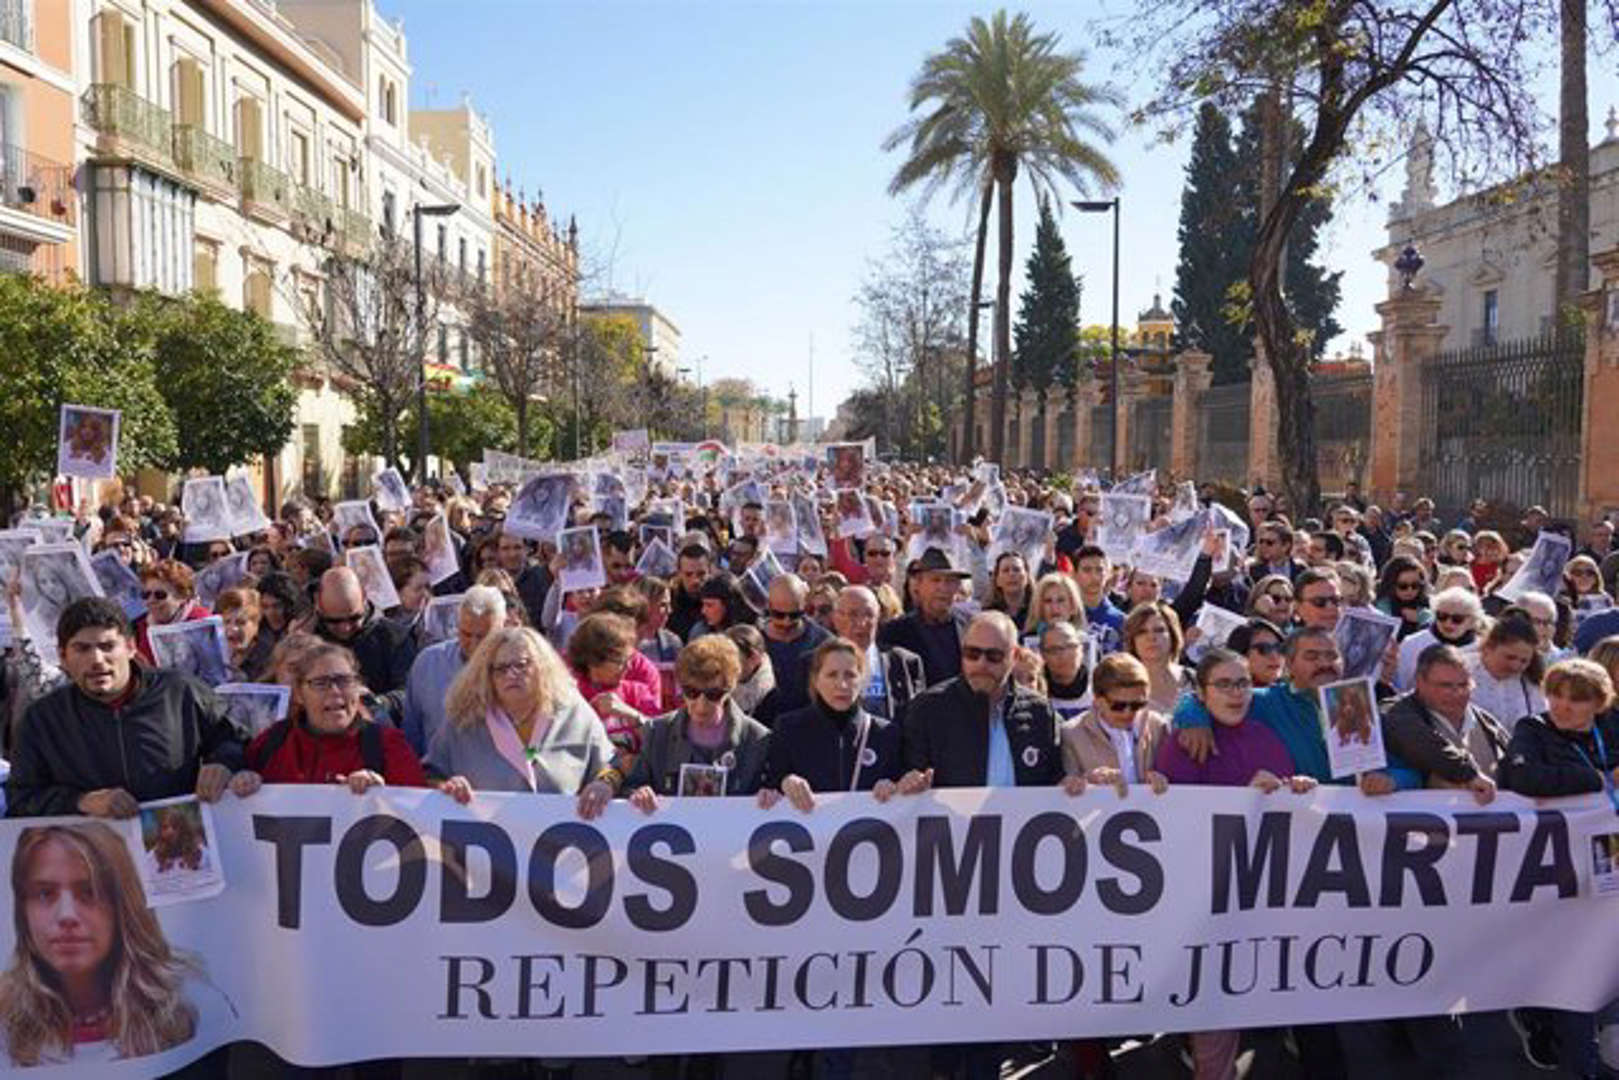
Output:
[898, 609, 1062, 1079]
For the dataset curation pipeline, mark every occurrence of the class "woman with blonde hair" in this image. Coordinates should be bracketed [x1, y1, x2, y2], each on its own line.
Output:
[0, 822, 228, 1065]
[1024, 572, 1087, 636]
[427, 627, 619, 820]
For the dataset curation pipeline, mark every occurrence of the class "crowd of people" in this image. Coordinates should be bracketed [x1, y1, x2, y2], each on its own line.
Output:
[3, 460, 1619, 1079]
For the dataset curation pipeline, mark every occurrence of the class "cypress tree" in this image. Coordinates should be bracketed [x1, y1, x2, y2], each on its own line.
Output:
[1172, 103, 1251, 384]
[1012, 199, 1081, 395]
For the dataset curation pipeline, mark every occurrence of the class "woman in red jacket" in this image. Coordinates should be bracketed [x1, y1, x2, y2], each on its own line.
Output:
[227, 642, 427, 795]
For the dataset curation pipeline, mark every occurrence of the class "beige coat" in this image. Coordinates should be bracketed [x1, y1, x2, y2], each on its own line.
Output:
[1060, 707, 1170, 781]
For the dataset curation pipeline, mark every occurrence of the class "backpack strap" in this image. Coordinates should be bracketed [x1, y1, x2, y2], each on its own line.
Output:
[248, 719, 293, 773]
[359, 720, 386, 775]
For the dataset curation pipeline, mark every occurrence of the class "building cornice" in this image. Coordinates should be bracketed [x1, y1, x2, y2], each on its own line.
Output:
[191, 0, 366, 122]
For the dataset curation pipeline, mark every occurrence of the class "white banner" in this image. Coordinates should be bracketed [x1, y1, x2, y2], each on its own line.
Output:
[6, 785, 1619, 1074]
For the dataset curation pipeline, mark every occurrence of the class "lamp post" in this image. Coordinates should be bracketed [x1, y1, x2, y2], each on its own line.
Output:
[413, 202, 460, 481]
[1074, 197, 1120, 481]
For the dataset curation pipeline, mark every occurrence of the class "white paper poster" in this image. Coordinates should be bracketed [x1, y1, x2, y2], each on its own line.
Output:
[57, 403, 121, 480]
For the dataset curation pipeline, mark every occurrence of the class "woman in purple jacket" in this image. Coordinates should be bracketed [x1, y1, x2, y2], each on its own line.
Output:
[1153, 648, 1318, 1080]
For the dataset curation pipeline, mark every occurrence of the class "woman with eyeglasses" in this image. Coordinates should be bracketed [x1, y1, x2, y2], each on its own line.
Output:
[1058, 653, 1170, 796]
[427, 627, 621, 821]
[1246, 574, 1295, 629]
[132, 560, 212, 667]
[1039, 620, 1092, 719]
[1374, 555, 1433, 639]
[1561, 555, 1613, 634]
[1226, 618, 1286, 688]
[619, 635, 770, 809]
[227, 642, 426, 795]
[1121, 601, 1195, 715]
[1151, 646, 1315, 1080]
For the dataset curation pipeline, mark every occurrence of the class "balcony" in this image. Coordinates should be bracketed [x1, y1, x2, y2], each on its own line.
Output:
[338, 206, 373, 257]
[0, 0, 31, 51]
[82, 84, 173, 167]
[291, 181, 334, 238]
[0, 142, 75, 233]
[171, 125, 237, 200]
[239, 157, 292, 223]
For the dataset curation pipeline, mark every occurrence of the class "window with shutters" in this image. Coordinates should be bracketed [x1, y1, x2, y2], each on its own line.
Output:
[173, 58, 204, 127]
[193, 238, 217, 293]
[97, 11, 135, 88]
[236, 97, 263, 159]
[243, 255, 273, 317]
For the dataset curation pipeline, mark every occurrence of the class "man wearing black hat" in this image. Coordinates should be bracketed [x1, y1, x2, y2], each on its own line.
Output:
[877, 546, 971, 686]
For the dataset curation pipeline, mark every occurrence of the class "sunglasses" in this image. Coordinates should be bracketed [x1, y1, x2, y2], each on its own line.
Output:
[1249, 641, 1283, 656]
[961, 645, 1007, 664]
[681, 685, 728, 703]
[1395, 580, 1424, 592]
[1102, 696, 1148, 713]
[1304, 596, 1342, 609]
[768, 609, 804, 623]
[1435, 611, 1471, 625]
[140, 589, 171, 601]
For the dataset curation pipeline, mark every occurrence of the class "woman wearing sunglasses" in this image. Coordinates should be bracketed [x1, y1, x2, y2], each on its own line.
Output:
[1393, 586, 1485, 691]
[1374, 555, 1433, 639]
[1152, 647, 1316, 1079]
[620, 635, 770, 810]
[1226, 618, 1286, 688]
[1246, 573, 1295, 629]
[132, 560, 211, 667]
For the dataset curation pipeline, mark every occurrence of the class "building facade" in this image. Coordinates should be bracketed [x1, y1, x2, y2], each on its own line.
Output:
[580, 296, 678, 375]
[1378, 114, 1619, 351]
[1, 0, 77, 279]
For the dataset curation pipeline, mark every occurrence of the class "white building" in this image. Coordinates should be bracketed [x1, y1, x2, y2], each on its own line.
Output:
[77, 0, 373, 502]
[581, 296, 680, 375]
[1377, 111, 1619, 350]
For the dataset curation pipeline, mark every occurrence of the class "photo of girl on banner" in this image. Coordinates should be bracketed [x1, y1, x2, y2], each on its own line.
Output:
[827, 444, 865, 492]
[0, 822, 235, 1067]
[1317, 676, 1388, 778]
[131, 799, 224, 906]
[56, 404, 120, 482]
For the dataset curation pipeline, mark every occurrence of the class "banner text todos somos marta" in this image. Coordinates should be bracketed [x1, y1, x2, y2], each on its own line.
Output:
[5, 785, 1619, 1074]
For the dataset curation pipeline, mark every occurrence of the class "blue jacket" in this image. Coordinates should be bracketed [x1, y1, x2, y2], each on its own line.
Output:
[1173, 683, 1422, 788]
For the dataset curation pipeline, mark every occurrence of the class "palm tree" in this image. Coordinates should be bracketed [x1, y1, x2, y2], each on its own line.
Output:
[884, 9, 1122, 464]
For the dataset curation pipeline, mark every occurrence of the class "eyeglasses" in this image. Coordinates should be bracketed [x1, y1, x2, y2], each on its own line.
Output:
[681, 685, 728, 702]
[492, 657, 534, 679]
[140, 589, 171, 601]
[1435, 611, 1471, 625]
[1303, 595, 1342, 609]
[1249, 641, 1283, 656]
[961, 645, 1007, 664]
[1208, 677, 1253, 693]
[305, 674, 360, 693]
[768, 609, 803, 623]
[866, 548, 894, 559]
[1102, 696, 1148, 713]
[1042, 642, 1079, 654]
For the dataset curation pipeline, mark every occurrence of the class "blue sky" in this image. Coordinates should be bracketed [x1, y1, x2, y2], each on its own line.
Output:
[384, 0, 1588, 423]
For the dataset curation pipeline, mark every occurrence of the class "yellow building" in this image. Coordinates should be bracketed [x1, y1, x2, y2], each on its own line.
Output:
[1, 0, 77, 280]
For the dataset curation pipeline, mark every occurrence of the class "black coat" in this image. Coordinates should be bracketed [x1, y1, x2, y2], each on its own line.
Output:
[7, 669, 244, 817]
[316, 603, 417, 699]
[1499, 711, 1619, 797]
[903, 677, 1063, 789]
[867, 645, 926, 724]
[764, 702, 903, 794]
[878, 610, 966, 687]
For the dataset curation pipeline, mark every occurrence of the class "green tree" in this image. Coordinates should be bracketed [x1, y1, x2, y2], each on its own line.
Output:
[884, 9, 1122, 464]
[132, 292, 299, 475]
[344, 382, 525, 482]
[1012, 199, 1081, 394]
[0, 276, 175, 512]
[1171, 103, 1251, 384]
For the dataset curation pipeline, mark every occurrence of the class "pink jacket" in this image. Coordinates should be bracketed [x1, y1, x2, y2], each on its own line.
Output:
[575, 650, 667, 717]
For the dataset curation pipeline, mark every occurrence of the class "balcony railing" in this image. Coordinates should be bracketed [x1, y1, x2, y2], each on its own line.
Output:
[239, 157, 292, 217]
[0, 0, 31, 51]
[172, 125, 237, 192]
[82, 84, 173, 161]
[291, 181, 334, 230]
[0, 142, 74, 226]
[338, 206, 372, 253]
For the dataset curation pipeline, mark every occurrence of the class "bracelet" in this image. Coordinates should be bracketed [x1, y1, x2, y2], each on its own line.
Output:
[595, 767, 624, 792]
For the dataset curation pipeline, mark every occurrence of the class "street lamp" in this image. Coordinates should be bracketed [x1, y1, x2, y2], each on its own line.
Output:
[413, 202, 460, 481]
[1074, 197, 1120, 481]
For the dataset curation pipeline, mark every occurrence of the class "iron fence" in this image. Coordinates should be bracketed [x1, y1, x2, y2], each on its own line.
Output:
[0, 142, 74, 226]
[1312, 372, 1373, 495]
[1417, 330, 1584, 521]
[1196, 380, 1251, 485]
[1130, 395, 1173, 474]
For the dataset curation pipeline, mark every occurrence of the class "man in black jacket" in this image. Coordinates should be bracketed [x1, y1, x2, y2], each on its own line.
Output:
[897, 609, 1062, 1078]
[877, 546, 971, 686]
[313, 568, 417, 706]
[7, 598, 242, 818]
[668, 543, 711, 641]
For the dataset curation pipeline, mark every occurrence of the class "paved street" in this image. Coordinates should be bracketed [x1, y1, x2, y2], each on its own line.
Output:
[226, 1010, 1560, 1078]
